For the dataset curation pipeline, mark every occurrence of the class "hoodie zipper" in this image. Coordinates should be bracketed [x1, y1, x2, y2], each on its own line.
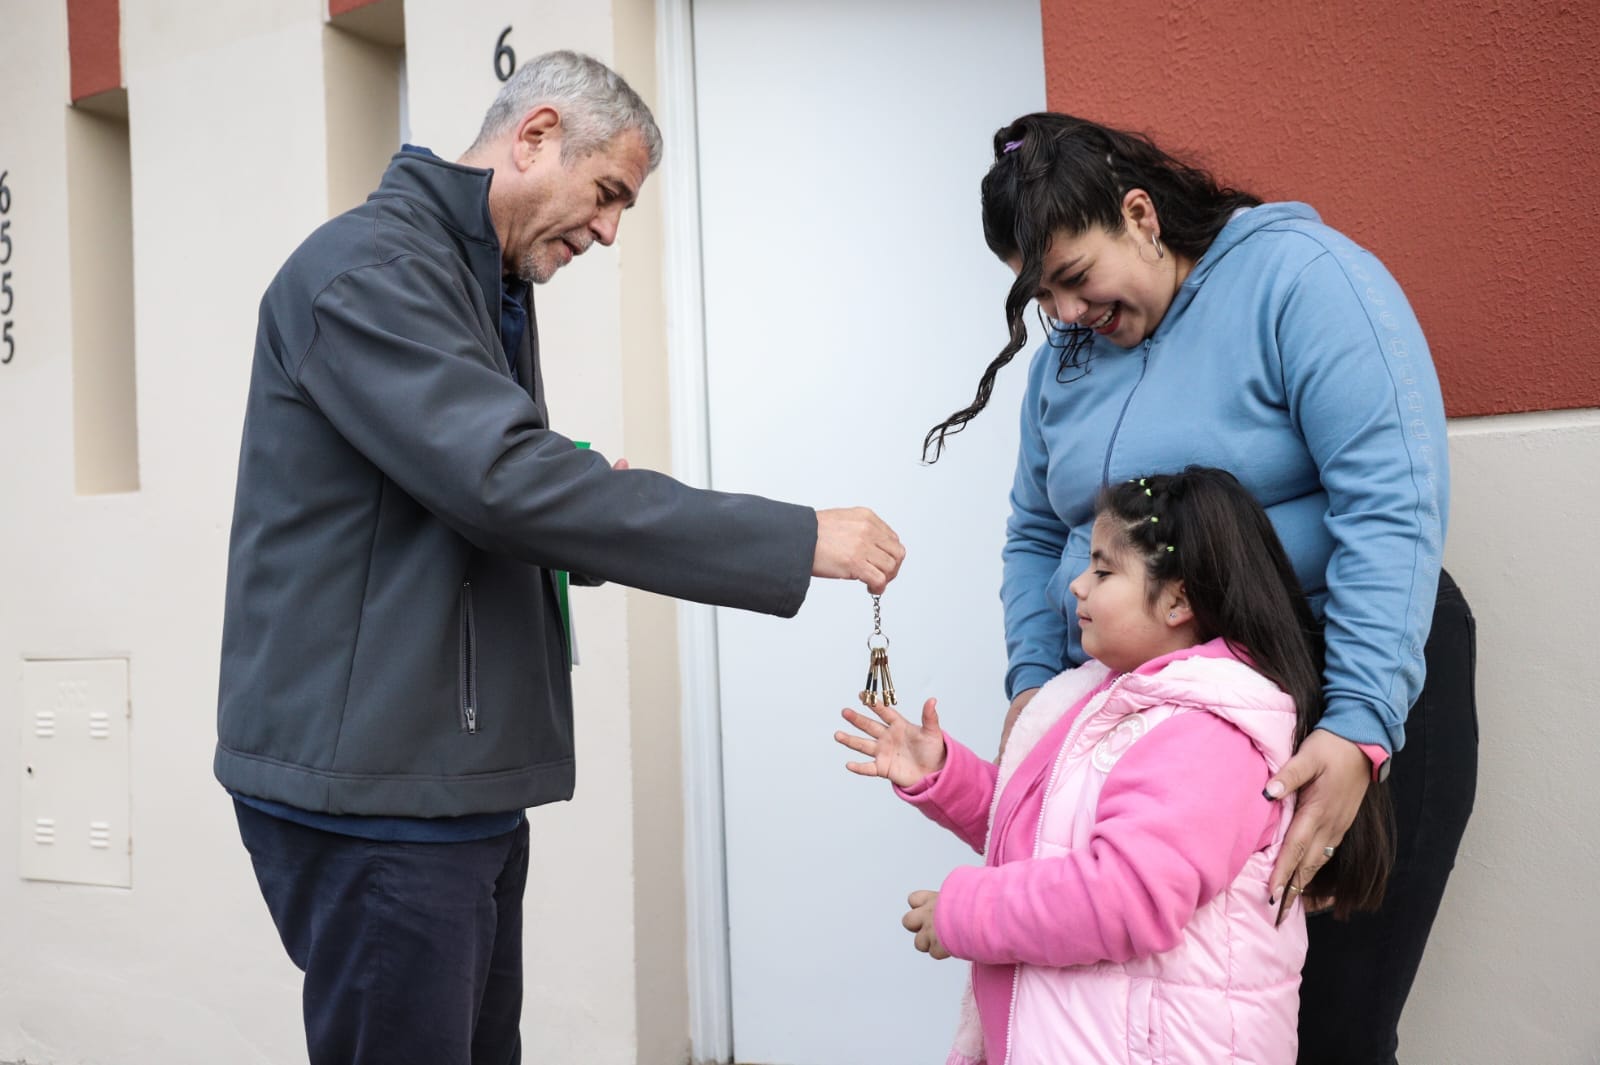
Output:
[1101, 337, 1154, 486]
[458, 582, 479, 734]
[1000, 674, 1129, 1065]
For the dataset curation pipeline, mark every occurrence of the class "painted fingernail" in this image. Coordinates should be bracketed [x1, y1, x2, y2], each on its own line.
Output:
[1263, 781, 1285, 800]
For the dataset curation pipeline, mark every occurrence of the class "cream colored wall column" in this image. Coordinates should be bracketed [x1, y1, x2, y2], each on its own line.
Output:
[0, 1, 333, 1062]
[612, 1, 693, 1062]
[1402, 411, 1600, 1064]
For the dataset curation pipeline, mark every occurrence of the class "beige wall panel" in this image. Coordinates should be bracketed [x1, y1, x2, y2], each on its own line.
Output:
[609, 1, 690, 1059]
[1400, 411, 1600, 1064]
[65, 107, 140, 495]
[2, 2, 334, 1062]
[404, 0, 616, 157]
[0, 8, 144, 1059]
[0, 1, 72, 600]
[0, 10, 77, 1059]
[123, 0, 324, 72]
[323, 25, 403, 217]
[113, 12, 334, 1064]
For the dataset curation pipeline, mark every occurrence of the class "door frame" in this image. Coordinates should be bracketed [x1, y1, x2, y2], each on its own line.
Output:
[655, 0, 734, 1060]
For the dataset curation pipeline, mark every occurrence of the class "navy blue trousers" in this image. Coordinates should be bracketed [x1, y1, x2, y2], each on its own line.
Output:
[235, 802, 529, 1065]
[1297, 570, 1480, 1064]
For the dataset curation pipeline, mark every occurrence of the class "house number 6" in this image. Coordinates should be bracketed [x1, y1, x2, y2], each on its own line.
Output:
[494, 27, 516, 82]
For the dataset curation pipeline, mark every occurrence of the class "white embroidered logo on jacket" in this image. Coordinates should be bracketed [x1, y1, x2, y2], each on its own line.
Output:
[949, 655, 1307, 1065]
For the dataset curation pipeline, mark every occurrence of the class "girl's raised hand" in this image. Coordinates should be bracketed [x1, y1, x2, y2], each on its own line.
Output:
[835, 697, 948, 789]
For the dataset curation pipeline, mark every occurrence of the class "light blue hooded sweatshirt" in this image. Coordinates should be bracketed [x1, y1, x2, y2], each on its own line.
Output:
[1002, 202, 1447, 752]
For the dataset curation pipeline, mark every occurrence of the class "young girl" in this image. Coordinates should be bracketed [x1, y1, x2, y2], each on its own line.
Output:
[837, 467, 1391, 1065]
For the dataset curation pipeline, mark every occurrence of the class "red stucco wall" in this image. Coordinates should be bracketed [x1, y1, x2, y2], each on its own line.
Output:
[1040, 0, 1599, 418]
[328, 0, 385, 17]
[67, 0, 120, 101]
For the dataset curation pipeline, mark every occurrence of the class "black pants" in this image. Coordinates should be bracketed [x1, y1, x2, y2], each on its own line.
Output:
[1297, 570, 1479, 1064]
[235, 802, 530, 1065]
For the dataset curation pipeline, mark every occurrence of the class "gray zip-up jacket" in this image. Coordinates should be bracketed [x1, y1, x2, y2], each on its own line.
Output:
[215, 152, 815, 817]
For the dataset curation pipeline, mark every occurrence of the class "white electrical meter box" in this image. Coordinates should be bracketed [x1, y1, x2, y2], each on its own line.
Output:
[20, 658, 132, 887]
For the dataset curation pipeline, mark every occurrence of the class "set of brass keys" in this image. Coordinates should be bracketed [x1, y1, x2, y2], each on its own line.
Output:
[859, 594, 897, 707]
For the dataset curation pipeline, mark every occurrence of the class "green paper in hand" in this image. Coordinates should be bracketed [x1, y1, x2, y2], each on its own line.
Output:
[555, 440, 589, 667]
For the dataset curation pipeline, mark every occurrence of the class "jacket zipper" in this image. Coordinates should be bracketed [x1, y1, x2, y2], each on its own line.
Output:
[1100, 338, 1154, 486]
[1000, 675, 1128, 1065]
[459, 582, 479, 734]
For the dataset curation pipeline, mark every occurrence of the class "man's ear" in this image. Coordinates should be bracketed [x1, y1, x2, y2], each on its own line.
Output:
[511, 105, 563, 171]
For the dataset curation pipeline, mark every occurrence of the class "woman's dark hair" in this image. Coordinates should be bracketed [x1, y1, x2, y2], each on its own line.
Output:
[923, 113, 1260, 462]
[1098, 466, 1393, 918]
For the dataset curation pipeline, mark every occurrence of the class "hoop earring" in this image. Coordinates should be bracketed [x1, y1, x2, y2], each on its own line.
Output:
[1151, 233, 1165, 260]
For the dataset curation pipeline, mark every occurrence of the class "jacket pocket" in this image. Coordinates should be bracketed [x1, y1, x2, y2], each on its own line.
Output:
[1126, 976, 1158, 1065]
[458, 582, 479, 734]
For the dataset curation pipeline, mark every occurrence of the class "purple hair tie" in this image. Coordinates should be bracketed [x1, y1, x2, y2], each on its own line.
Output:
[1002, 139, 1024, 154]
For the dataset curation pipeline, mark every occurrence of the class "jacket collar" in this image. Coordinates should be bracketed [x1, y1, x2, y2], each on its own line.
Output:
[369, 150, 505, 321]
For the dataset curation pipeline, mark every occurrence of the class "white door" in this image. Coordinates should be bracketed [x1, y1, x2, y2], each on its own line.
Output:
[694, 4, 1046, 1061]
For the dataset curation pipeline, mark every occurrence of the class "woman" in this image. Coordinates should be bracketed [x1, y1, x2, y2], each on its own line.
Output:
[925, 112, 1477, 1064]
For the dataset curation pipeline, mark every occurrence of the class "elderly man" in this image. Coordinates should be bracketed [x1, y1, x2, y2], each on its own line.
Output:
[216, 50, 903, 1064]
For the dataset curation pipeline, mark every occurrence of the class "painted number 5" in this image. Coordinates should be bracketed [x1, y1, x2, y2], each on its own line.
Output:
[494, 27, 516, 82]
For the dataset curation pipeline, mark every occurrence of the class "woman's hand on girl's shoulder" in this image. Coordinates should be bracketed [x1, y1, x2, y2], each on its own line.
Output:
[1263, 728, 1372, 920]
[835, 697, 948, 789]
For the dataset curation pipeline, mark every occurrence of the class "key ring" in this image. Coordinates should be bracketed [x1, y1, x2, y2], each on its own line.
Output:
[859, 594, 897, 706]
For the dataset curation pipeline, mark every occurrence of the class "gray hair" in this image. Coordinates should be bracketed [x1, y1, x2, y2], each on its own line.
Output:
[470, 50, 662, 170]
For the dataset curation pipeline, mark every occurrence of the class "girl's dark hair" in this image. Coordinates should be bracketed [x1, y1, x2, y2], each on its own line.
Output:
[923, 113, 1260, 462]
[1098, 466, 1393, 918]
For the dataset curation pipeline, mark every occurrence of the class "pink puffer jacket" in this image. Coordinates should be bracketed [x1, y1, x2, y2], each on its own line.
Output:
[902, 640, 1306, 1065]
